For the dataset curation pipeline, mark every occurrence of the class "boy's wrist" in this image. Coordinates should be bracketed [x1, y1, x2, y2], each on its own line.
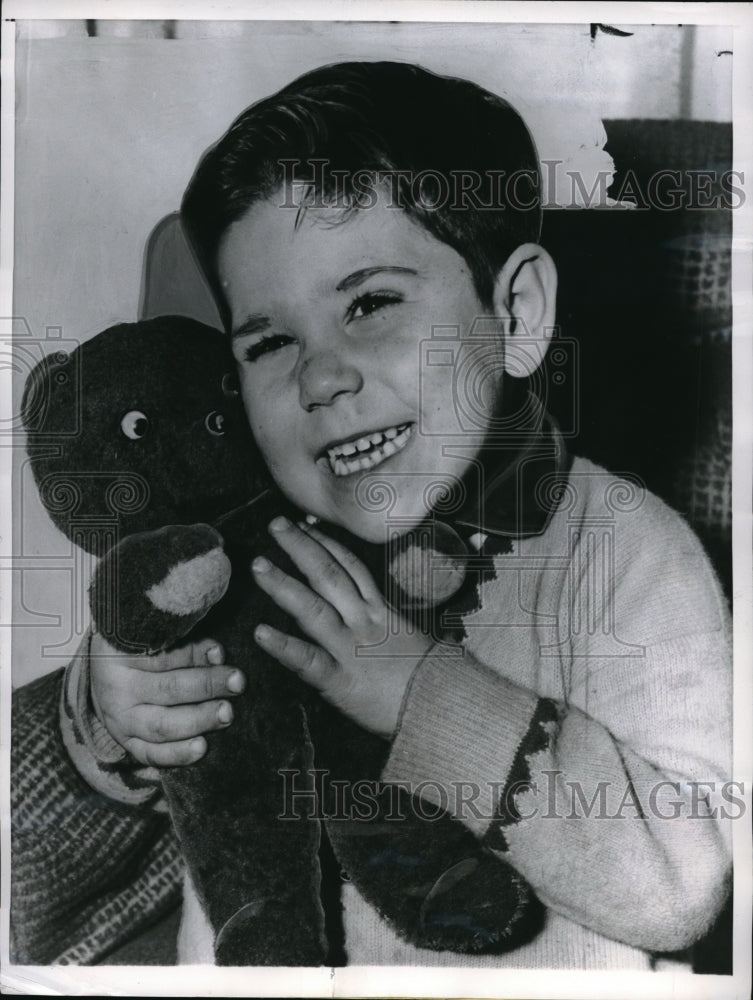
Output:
[60, 630, 164, 808]
[63, 631, 126, 762]
[388, 638, 457, 737]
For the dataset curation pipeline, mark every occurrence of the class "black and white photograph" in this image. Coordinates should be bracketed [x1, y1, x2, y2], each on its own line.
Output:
[1, 2, 751, 997]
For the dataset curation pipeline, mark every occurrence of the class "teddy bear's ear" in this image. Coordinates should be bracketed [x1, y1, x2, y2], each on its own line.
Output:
[21, 355, 49, 433]
[386, 521, 468, 610]
[21, 351, 78, 434]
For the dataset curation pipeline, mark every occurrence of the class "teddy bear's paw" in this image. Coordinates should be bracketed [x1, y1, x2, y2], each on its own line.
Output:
[387, 521, 468, 610]
[414, 855, 543, 954]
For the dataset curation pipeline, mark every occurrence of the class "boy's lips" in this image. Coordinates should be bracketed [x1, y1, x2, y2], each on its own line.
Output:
[320, 422, 414, 477]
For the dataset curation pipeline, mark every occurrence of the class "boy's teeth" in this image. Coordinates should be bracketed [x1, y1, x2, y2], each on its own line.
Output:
[327, 423, 412, 476]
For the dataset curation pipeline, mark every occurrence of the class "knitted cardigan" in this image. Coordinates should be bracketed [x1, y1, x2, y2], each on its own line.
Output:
[10, 457, 732, 968]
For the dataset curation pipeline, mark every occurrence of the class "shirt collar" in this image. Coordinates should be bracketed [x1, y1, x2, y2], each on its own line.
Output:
[445, 392, 572, 543]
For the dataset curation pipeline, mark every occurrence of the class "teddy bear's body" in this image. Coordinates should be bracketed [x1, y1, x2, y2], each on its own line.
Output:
[23, 317, 540, 964]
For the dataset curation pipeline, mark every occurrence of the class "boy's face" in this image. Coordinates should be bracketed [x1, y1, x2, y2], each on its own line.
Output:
[218, 187, 504, 542]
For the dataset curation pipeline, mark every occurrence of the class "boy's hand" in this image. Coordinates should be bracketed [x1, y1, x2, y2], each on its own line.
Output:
[252, 517, 433, 738]
[89, 633, 246, 767]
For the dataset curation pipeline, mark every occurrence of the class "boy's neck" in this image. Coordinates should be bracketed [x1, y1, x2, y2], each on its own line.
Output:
[449, 390, 571, 541]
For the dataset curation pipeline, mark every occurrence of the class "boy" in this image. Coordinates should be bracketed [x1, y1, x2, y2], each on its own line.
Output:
[11, 62, 731, 969]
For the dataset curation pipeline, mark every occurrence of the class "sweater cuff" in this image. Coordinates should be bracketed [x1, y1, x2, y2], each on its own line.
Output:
[60, 631, 164, 809]
[382, 642, 555, 838]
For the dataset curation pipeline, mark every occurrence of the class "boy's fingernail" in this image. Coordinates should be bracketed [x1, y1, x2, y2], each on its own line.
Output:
[218, 702, 233, 725]
[227, 670, 245, 693]
[255, 624, 271, 642]
[252, 556, 271, 573]
[269, 516, 290, 533]
[206, 645, 223, 665]
[190, 737, 206, 756]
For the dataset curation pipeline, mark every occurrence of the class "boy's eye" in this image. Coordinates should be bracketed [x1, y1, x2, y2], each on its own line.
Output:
[243, 333, 295, 363]
[346, 291, 403, 322]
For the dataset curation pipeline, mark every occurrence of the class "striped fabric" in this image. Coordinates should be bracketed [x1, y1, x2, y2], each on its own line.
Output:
[11, 666, 182, 965]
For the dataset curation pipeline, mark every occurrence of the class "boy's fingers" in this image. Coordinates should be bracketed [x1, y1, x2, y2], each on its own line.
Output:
[122, 735, 208, 768]
[252, 556, 344, 646]
[298, 522, 382, 604]
[123, 638, 225, 673]
[129, 700, 235, 743]
[146, 666, 245, 706]
[254, 624, 338, 693]
[267, 518, 363, 610]
[164, 639, 225, 669]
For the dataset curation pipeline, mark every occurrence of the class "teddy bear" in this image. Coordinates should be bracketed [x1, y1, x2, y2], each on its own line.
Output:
[22, 315, 541, 965]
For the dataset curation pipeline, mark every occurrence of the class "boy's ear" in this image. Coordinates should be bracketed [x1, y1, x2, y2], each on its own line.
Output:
[492, 243, 558, 377]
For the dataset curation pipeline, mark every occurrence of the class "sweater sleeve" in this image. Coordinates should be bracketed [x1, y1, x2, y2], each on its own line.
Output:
[10, 654, 182, 965]
[383, 494, 733, 955]
[60, 631, 166, 809]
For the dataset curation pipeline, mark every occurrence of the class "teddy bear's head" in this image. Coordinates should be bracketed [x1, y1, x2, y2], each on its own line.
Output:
[22, 316, 263, 552]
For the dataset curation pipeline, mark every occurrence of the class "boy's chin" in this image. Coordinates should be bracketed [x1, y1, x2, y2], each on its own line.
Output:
[328, 507, 427, 547]
[316, 479, 438, 544]
[328, 513, 395, 546]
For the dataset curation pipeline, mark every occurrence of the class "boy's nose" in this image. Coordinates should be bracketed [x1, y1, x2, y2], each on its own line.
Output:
[298, 349, 364, 411]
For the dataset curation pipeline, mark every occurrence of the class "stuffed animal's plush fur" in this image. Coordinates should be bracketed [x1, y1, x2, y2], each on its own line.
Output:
[23, 316, 541, 964]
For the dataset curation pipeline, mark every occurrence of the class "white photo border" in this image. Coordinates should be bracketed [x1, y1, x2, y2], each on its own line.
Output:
[1, 2, 751, 998]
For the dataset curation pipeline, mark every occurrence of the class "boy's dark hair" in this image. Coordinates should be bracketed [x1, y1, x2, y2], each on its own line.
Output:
[181, 61, 542, 327]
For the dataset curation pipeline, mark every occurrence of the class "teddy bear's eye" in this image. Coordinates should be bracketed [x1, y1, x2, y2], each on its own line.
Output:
[120, 410, 149, 440]
[205, 411, 225, 436]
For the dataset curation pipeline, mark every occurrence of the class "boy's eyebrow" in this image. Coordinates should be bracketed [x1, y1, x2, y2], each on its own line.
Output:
[230, 266, 418, 337]
[335, 266, 418, 292]
[230, 315, 270, 340]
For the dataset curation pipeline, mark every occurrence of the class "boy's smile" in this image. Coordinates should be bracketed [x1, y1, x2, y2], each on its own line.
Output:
[218, 187, 504, 542]
[322, 421, 414, 477]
